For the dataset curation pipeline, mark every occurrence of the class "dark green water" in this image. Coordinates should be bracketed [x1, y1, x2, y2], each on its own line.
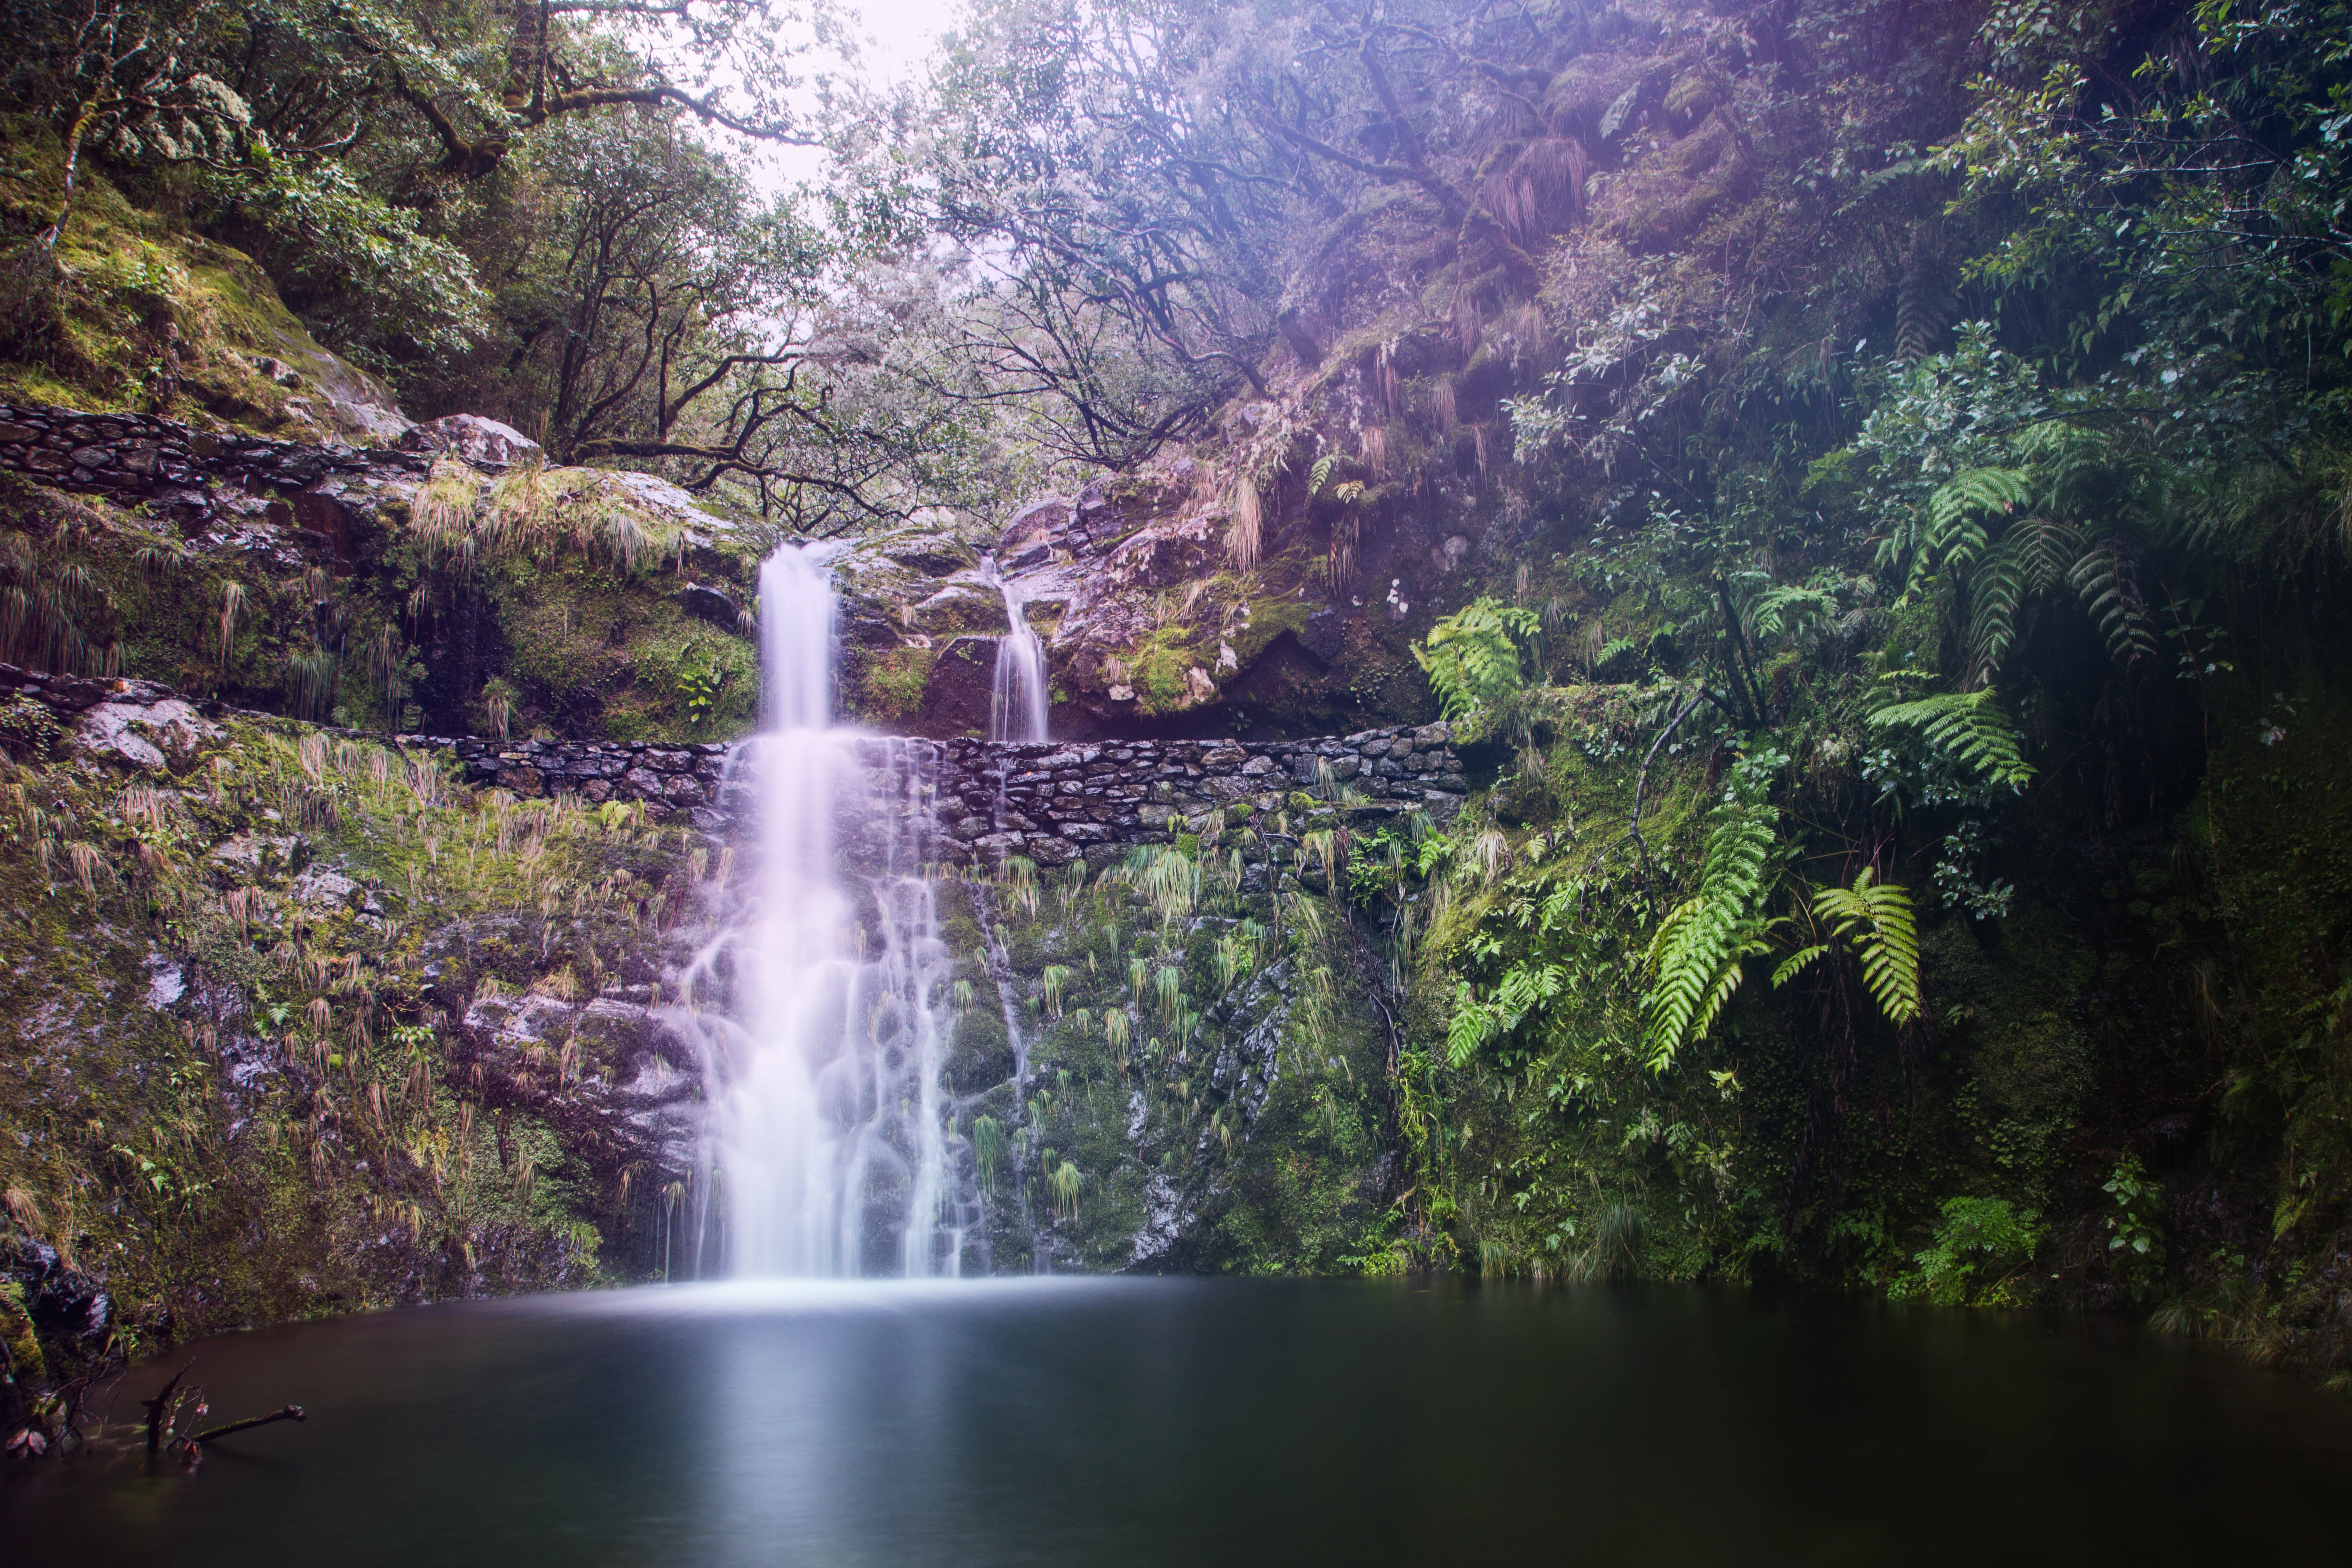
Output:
[7, 1280, 2350, 1565]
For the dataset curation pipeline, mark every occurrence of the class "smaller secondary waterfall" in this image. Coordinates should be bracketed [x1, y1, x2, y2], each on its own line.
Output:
[674, 545, 973, 1277]
[983, 556, 1049, 743]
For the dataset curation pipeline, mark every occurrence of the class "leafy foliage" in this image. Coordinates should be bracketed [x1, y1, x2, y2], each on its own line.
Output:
[1866, 690, 2034, 791]
[1776, 869, 1923, 1027]
[1895, 1197, 2046, 1307]
[1641, 757, 1785, 1072]
[2103, 1153, 2166, 1302]
[1414, 598, 1539, 722]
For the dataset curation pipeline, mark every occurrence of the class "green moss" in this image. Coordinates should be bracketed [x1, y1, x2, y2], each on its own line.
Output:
[1127, 628, 1208, 714]
[0, 716, 694, 1383]
[0, 118, 392, 437]
[862, 643, 939, 720]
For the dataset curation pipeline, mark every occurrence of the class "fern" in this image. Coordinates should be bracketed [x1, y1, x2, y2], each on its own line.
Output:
[1917, 466, 2032, 582]
[1641, 785, 1783, 1071]
[1966, 540, 2028, 683]
[1746, 585, 1838, 644]
[1867, 689, 2034, 790]
[1446, 983, 1498, 1068]
[1966, 517, 2085, 683]
[1308, 454, 1336, 496]
[1415, 597, 1541, 720]
[1812, 869, 1923, 1024]
[1841, 157, 1929, 209]
[1770, 944, 1830, 989]
[2067, 533, 2159, 671]
[1445, 962, 1566, 1068]
[1599, 84, 1640, 141]
[1895, 228, 1953, 362]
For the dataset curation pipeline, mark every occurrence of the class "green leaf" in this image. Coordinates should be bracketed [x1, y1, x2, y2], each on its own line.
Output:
[1812, 868, 1922, 1025]
[1640, 770, 1785, 1070]
[1867, 688, 2034, 790]
[1770, 944, 1830, 988]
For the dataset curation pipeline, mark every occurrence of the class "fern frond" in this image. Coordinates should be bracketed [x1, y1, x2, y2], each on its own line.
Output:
[1771, 944, 1830, 989]
[1747, 585, 1838, 645]
[1812, 869, 1922, 1024]
[1895, 228, 1953, 362]
[1966, 539, 2028, 686]
[1415, 598, 1541, 720]
[2016, 515, 2084, 591]
[1446, 983, 1496, 1068]
[1641, 792, 1783, 1070]
[1919, 466, 2032, 582]
[1867, 688, 2034, 790]
[2067, 533, 2159, 671]
[1308, 455, 1336, 496]
[1967, 517, 2086, 685]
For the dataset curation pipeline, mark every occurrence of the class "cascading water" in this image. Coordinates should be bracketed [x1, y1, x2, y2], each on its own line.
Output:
[672, 545, 973, 1277]
[984, 556, 1050, 743]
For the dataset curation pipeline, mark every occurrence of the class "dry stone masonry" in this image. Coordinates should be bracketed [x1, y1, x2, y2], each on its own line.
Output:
[0, 400, 404, 529]
[442, 736, 731, 815]
[2, 674, 1461, 854]
[0, 400, 545, 536]
[411, 725, 1470, 861]
[932, 724, 1467, 869]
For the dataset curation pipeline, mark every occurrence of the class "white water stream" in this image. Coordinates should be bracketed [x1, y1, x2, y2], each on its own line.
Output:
[984, 556, 1049, 744]
[672, 545, 972, 1277]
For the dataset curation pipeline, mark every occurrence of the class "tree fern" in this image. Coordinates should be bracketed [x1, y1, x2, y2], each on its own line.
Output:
[1641, 787, 1783, 1071]
[1867, 689, 2034, 790]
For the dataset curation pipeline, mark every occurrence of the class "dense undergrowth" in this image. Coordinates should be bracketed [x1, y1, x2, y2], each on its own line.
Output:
[0, 712, 709, 1411]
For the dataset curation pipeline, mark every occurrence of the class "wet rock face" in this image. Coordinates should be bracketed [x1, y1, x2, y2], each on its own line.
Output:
[459, 988, 701, 1177]
[913, 637, 1001, 737]
[401, 413, 539, 470]
[931, 723, 1468, 868]
[677, 581, 746, 630]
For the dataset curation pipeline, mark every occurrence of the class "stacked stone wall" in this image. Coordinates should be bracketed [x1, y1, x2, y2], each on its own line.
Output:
[2, 666, 1464, 853]
[931, 724, 1466, 868]
[0, 401, 416, 525]
[403, 726, 1468, 859]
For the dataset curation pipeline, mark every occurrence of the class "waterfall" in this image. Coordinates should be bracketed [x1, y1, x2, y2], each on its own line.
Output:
[983, 556, 1049, 743]
[672, 545, 970, 1278]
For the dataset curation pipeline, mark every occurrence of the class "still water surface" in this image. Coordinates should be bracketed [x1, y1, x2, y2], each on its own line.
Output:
[8, 1280, 2350, 1565]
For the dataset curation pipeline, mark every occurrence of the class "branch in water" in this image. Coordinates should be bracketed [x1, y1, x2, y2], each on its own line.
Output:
[192, 1404, 308, 1443]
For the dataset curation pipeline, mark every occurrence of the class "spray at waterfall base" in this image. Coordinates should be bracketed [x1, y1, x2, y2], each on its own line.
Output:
[664, 546, 1395, 1278]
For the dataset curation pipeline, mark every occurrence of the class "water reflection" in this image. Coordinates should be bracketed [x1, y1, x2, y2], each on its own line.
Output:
[9, 1280, 2351, 1566]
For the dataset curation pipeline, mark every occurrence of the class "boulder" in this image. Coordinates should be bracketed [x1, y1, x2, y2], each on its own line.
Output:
[403, 414, 541, 470]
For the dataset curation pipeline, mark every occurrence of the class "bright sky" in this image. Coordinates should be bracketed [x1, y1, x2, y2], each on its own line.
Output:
[842, 0, 970, 83]
[743, 0, 971, 190]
